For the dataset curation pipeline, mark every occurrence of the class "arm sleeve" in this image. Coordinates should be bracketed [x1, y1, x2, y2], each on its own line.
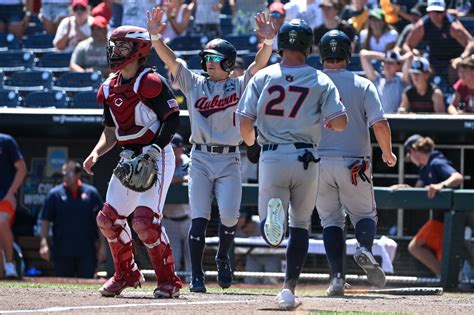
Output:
[364, 82, 386, 126]
[6, 135, 23, 163]
[153, 111, 180, 149]
[433, 160, 458, 181]
[102, 104, 115, 127]
[40, 191, 56, 222]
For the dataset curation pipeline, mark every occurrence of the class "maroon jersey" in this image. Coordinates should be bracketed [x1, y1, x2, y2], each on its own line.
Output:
[97, 67, 179, 147]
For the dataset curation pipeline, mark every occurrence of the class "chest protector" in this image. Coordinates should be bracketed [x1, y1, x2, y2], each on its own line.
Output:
[101, 68, 160, 146]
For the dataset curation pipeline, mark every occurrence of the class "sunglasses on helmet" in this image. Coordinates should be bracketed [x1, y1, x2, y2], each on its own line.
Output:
[204, 54, 224, 62]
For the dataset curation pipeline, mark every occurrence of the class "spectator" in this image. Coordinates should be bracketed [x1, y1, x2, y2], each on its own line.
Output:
[70, 15, 110, 76]
[266, 1, 286, 51]
[192, 0, 224, 37]
[53, 0, 93, 52]
[359, 9, 399, 53]
[91, 0, 113, 23]
[360, 49, 409, 113]
[340, 0, 369, 34]
[121, 0, 160, 29]
[284, 0, 323, 30]
[398, 56, 445, 113]
[313, 0, 357, 52]
[403, 0, 472, 84]
[0, 0, 33, 38]
[162, 134, 192, 274]
[39, 161, 105, 279]
[451, 39, 474, 69]
[395, 2, 428, 51]
[448, 54, 474, 114]
[0, 133, 27, 279]
[391, 135, 464, 275]
[161, 0, 194, 43]
[230, 0, 268, 35]
[39, 0, 71, 34]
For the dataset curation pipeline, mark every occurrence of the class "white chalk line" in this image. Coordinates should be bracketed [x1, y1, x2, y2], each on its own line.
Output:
[0, 299, 258, 314]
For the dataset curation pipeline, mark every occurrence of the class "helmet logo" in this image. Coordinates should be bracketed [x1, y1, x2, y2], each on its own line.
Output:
[330, 39, 337, 52]
[289, 30, 297, 44]
[114, 97, 123, 107]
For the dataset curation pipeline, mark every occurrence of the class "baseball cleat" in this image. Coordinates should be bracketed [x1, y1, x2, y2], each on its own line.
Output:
[215, 257, 233, 289]
[326, 276, 346, 296]
[153, 283, 181, 298]
[264, 198, 286, 247]
[99, 270, 145, 297]
[189, 275, 207, 293]
[4, 262, 19, 279]
[354, 246, 386, 288]
[277, 289, 301, 309]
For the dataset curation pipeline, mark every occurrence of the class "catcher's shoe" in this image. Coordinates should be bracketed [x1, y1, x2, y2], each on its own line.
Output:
[154, 280, 182, 298]
[99, 270, 145, 297]
[215, 257, 233, 289]
[4, 262, 19, 279]
[354, 246, 386, 288]
[264, 198, 286, 247]
[277, 289, 301, 309]
[189, 275, 207, 293]
[326, 276, 346, 296]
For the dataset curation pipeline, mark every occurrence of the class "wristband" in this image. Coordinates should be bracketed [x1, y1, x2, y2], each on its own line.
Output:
[151, 144, 162, 153]
[150, 33, 162, 41]
[263, 37, 275, 46]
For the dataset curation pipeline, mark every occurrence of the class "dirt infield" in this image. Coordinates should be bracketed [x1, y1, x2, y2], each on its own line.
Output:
[0, 278, 473, 314]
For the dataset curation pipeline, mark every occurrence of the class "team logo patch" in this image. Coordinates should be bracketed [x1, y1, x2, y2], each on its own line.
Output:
[330, 39, 337, 52]
[286, 75, 294, 82]
[289, 30, 297, 44]
[114, 97, 123, 107]
[223, 81, 236, 93]
[167, 99, 179, 109]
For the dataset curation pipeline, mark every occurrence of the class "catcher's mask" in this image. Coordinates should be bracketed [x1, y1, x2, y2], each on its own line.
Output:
[107, 25, 152, 71]
[199, 38, 237, 73]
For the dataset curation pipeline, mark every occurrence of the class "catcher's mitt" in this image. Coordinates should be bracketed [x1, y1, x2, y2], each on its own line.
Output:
[246, 142, 261, 164]
[113, 149, 159, 192]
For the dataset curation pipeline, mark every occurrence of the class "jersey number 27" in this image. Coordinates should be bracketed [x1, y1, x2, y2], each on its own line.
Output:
[265, 85, 309, 118]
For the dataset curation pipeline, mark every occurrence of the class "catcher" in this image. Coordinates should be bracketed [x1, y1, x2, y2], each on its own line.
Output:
[83, 25, 182, 298]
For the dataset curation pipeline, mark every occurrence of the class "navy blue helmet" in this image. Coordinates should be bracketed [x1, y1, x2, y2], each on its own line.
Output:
[319, 30, 352, 63]
[278, 19, 313, 56]
[199, 38, 237, 73]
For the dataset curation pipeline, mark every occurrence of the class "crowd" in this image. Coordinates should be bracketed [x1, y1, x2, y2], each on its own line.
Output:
[0, 0, 472, 310]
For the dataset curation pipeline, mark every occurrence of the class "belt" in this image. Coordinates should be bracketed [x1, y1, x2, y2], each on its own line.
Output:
[262, 143, 315, 152]
[163, 215, 190, 222]
[195, 144, 237, 154]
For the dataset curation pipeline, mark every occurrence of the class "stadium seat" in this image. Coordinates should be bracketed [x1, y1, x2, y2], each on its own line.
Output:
[0, 33, 21, 51]
[220, 15, 233, 35]
[169, 36, 205, 52]
[186, 54, 203, 70]
[53, 71, 103, 92]
[461, 18, 474, 35]
[72, 91, 99, 109]
[147, 48, 167, 74]
[307, 55, 322, 69]
[224, 35, 258, 52]
[0, 71, 3, 88]
[34, 52, 72, 74]
[241, 53, 255, 68]
[3, 70, 53, 93]
[23, 91, 67, 108]
[268, 54, 281, 65]
[0, 89, 20, 107]
[24, 15, 46, 36]
[22, 33, 56, 53]
[347, 53, 362, 71]
[0, 50, 35, 73]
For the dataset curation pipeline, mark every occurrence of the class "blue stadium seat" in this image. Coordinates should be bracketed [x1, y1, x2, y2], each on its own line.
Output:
[169, 36, 204, 52]
[268, 54, 281, 65]
[186, 54, 203, 70]
[23, 91, 67, 108]
[0, 71, 3, 88]
[0, 50, 35, 73]
[220, 15, 233, 35]
[147, 48, 166, 74]
[22, 33, 56, 53]
[0, 33, 21, 51]
[347, 53, 362, 71]
[461, 18, 474, 35]
[0, 89, 20, 107]
[34, 52, 72, 74]
[72, 91, 99, 109]
[241, 53, 255, 68]
[53, 71, 103, 92]
[307, 55, 322, 69]
[3, 70, 53, 93]
[224, 35, 258, 52]
[24, 15, 46, 36]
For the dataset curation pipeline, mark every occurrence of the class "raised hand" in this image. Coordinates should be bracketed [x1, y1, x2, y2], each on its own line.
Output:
[254, 12, 277, 40]
[147, 7, 166, 36]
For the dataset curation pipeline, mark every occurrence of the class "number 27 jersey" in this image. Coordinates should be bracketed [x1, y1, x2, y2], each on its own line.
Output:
[237, 63, 346, 145]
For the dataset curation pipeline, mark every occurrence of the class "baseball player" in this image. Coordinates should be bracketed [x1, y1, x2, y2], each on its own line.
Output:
[238, 19, 348, 309]
[147, 7, 277, 292]
[83, 26, 182, 298]
[316, 30, 397, 296]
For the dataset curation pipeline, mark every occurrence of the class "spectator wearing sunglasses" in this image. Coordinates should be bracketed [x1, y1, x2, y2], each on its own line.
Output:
[403, 0, 472, 84]
[53, 0, 93, 52]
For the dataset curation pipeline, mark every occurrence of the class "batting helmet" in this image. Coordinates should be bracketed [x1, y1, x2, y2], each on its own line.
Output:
[199, 39, 237, 73]
[107, 25, 152, 72]
[277, 19, 313, 56]
[319, 30, 352, 63]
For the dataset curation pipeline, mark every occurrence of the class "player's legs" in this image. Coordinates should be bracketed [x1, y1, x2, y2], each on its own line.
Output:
[214, 153, 242, 288]
[315, 158, 346, 295]
[408, 219, 443, 275]
[76, 255, 97, 279]
[0, 201, 17, 278]
[3, 5, 24, 38]
[188, 151, 214, 292]
[39, 3, 69, 34]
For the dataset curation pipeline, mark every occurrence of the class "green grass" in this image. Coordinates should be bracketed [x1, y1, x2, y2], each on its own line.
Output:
[0, 281, 100, 290]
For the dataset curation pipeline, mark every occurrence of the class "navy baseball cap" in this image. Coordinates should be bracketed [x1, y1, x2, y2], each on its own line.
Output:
[171, 133, 184, 148]
[404, 134, 423, 156]
[410, 57, 430, 73]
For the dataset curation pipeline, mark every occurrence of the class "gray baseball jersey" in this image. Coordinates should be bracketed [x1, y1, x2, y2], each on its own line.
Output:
[316, 69, 385, 229]
[237, 63, 346, 230]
